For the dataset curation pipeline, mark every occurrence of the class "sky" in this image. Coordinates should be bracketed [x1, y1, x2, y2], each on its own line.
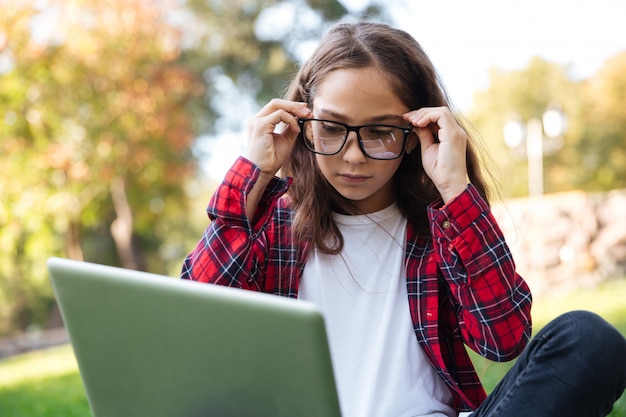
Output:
[202, 0, 626, 180]
[371, 0, 626, 110]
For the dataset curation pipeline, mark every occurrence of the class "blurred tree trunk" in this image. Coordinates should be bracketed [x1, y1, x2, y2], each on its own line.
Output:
[66, 221, 84, 261]
[110, 177, 145, 271]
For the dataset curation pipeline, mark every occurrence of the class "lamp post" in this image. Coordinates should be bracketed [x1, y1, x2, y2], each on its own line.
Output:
[503, 107, 566, 196]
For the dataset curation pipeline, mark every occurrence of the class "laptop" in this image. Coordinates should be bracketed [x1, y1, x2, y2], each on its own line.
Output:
[47, 257, 342, 417]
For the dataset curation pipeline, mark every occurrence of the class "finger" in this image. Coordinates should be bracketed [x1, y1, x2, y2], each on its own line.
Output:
[268, 109, 302, 138]
[404, 110, 440, 147]
[248, 109, 301, 143]
[405, 106, 453, 127]
[414, 125, 437, 155]
[257, 98, 312, 118]
[408, 107, 468, 146]
[413, 107, 447, 128]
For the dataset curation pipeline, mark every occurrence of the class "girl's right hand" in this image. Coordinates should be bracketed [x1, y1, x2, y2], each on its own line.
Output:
[244, 99, 312, 177]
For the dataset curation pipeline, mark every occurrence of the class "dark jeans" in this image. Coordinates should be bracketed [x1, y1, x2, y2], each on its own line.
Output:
[471, 310, 626, 417]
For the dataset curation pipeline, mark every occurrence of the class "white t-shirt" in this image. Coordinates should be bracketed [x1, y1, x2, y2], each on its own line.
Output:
[299, 204, 455, 417]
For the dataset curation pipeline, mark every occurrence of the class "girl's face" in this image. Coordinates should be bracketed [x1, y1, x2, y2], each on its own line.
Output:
[311, 67, 414, 213]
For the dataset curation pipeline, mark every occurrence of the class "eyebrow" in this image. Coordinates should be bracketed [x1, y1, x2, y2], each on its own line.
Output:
[317, 108, 404, 125]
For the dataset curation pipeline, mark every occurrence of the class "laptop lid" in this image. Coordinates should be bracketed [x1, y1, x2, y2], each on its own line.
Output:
[47, 257, 341, 417]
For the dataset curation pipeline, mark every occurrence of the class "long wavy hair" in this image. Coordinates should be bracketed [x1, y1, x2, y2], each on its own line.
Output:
[281, 22, 494, 254]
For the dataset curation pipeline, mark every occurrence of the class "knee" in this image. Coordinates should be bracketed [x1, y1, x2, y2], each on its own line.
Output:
[552, 310, 619, 339]
[532, 310, 626, 406]
[550, 310, 626, 368]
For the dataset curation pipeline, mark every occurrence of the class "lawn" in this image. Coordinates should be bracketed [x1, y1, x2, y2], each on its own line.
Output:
[1, 279, 625, 417]
[0, 344, 89, 416]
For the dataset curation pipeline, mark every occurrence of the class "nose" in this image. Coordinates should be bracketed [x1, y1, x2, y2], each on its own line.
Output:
[342, 132, 367, 164]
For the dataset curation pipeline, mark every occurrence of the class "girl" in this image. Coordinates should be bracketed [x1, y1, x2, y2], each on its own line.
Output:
[182, 22, 626, 417]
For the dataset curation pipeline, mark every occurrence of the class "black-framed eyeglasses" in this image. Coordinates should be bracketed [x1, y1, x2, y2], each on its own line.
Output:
[298, 118, 412, 160]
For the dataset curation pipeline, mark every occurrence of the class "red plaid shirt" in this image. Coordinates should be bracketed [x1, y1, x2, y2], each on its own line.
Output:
[182, 157, 532, 412]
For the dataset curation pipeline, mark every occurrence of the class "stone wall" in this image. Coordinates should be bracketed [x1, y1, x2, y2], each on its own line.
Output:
[491, 188, 626, 298]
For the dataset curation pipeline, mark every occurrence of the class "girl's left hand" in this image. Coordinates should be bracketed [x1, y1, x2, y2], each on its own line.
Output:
[402, 107, 469, 204]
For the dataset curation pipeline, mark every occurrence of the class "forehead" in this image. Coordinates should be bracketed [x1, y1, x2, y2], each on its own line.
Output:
[313, 67, 408, 124]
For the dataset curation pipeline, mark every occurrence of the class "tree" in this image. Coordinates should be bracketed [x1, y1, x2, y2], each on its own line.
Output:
[576, 52, 626, 191]
[469, 57, 584, 197]
[177, 0, 389, 134]
[0, 0, 202, 334]
[470, 53, 626, 197]
[0, 0, 386, 335]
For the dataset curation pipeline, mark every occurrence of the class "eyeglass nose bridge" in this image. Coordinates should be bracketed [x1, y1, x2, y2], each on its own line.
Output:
[344, 125, 364, 144]
[341, 126, 369, 159]
[344, 125, 361, 137]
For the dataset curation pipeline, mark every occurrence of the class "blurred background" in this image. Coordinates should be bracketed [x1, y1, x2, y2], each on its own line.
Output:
[1, 0, 625, 346]
[1, 1, 626, 415]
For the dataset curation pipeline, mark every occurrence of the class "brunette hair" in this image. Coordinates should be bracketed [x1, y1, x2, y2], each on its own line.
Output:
[281, 21, 494, 254]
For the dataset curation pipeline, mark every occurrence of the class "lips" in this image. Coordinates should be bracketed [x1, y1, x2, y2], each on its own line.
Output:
[339, 173, 370, 184]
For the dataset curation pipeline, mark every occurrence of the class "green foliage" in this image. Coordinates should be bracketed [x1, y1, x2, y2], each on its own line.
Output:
[577, 52, 626, 191]
[0, 0, 382, 336]
[180, 0, 390, 133]
[0, 0, 203, 334]
[469, 55, 626, 197]
[469, 58, 581, 197]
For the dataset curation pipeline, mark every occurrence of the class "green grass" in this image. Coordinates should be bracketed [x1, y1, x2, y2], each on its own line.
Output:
[1, 279, 625, 416]
[0, 344, 90, 416]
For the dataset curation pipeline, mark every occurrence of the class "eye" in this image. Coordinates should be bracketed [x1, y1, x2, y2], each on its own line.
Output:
[320, 122, 344, 134]
[362, 126, 401, 142]
[367, 127, 395, 137]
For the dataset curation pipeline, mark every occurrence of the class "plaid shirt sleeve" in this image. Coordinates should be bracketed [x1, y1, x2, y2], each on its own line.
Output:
[180, 157, 291, 290]
[428, 184, 533, 362]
